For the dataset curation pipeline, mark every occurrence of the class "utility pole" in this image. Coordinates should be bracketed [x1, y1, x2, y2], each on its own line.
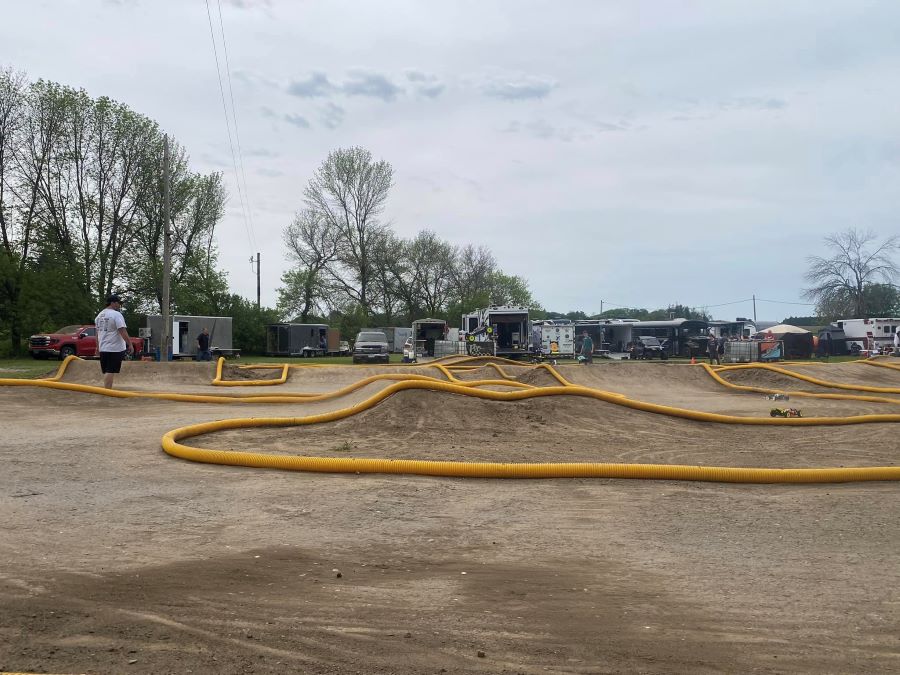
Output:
[600, 299, 604, 316]
[752, 294, 757, 323]
[250, 253, 260, 310]
[161, 135, 172, 362]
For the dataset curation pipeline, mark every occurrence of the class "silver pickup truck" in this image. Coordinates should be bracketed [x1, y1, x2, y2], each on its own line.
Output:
[352, 331, 390, 364]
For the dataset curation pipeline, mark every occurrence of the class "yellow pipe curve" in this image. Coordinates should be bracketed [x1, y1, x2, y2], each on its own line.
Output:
[7, 356, 900, 484]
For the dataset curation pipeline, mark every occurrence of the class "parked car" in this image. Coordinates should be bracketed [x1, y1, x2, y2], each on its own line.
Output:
[628, 336, 669, 360]
[28, 324, 144, 360]
[352, 331, 390, 364]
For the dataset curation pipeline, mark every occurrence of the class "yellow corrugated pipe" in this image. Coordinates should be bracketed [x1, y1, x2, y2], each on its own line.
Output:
[714, 362, 900, 394]
[701, 363, 900, 405]
[7, 356, 900, 484]
[161, 377, 900, 484]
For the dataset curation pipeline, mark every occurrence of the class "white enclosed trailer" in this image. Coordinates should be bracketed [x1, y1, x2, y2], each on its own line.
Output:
[838, 318, 900, 355]
[145, 315, 234, 359]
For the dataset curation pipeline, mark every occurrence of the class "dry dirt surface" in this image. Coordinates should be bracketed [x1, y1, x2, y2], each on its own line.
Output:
[2, 358, 900, 674]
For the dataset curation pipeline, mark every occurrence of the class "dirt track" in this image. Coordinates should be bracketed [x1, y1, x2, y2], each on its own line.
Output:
[2, 358, 900, 674]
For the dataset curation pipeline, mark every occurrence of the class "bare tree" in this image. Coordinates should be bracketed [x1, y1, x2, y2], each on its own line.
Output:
[279, 208, 340, 322]
[304, 147, 393, 317]
[804, 229, 899, 318]
[368, 229, 406, 323]
[406, 230, 456, 317]
[449, 244, 495, 310]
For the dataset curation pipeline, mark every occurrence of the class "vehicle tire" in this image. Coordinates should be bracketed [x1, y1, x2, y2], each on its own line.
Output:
[850, 343, 861, 355]
[661, 351, 669, 360]
[59, 345, 76, 360]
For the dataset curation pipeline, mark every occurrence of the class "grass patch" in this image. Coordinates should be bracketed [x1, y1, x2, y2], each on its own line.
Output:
[0, 358, 61, 379]
[329, 441, 354, 453]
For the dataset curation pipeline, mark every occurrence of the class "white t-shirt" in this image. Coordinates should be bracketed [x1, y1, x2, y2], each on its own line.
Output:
[95, 307, 127, 352]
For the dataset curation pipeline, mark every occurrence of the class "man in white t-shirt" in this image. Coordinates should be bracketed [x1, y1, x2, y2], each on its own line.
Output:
[94, 294, 133, 389]
[894, 326, 900, 355]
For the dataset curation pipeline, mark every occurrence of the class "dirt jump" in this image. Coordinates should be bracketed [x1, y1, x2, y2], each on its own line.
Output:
[2, 356, 899, 674]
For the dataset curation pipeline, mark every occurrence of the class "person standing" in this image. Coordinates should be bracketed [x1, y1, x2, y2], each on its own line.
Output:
[707, 329, 720, 365]
[196, 327, 212, 361]
[894, 326, 900, 355]
[95, 294, 133, 389]
[580, 330, 593, 364]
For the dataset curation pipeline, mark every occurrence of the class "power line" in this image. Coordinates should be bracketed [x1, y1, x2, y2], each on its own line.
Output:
[204, 0, 256, 252]
[755, 298, 816, 306]
[702, 298, 753, 308]
[215, 0, 258, 252]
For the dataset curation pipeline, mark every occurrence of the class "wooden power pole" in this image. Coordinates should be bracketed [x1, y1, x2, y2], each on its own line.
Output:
[161, 135, 172, 362]
[256, 252, 261, 310]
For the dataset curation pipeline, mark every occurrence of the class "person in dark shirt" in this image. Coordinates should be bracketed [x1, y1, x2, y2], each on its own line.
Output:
[580, 331, 593, 364]
[196, 327, 211, 361]
[707, 329, 720, 365]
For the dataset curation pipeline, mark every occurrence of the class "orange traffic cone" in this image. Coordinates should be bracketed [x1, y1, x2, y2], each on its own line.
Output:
[690, 356, 696, 365]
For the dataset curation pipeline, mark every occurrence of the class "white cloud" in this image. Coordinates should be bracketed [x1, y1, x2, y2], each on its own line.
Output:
[479, 75, 558, 100]
[341, 70, 403, 101]
[7, 0, 899, 312]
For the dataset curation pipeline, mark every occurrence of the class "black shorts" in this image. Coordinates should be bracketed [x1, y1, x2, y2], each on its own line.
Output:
[100, 351, 126, 374]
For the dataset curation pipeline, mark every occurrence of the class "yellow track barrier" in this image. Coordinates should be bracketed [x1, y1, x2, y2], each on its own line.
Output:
[862, 357, 900, 372]
[702, 363, 900, 406]
[5, 356, 900, 484]
[713, 362, 900, 394]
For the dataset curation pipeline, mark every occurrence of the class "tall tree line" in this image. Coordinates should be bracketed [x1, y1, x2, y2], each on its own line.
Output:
[278, 147, 540, 335]
[0, 68, 229, 355]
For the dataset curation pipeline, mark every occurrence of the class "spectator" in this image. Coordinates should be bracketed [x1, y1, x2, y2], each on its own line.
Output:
[95, 294, 134, 389]
[196, 327, 212, 361]
[707, 329, 720, 365]
[580, 330, 593, 364]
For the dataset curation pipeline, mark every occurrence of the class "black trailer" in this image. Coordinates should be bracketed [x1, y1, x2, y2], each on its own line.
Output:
[266, 323, 329, 357]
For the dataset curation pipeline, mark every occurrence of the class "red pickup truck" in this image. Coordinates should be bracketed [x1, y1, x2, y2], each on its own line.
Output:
[28, 324, 144, 360]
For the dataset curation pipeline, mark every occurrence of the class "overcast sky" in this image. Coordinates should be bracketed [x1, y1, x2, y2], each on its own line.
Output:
[5, 0, 899, 320]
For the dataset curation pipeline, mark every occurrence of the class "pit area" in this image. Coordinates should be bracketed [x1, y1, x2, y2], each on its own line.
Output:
[2, 357, 899, 674]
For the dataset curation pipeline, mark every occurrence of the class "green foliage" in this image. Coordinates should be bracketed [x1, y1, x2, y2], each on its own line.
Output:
[217, 294, 280, 355]
[588, 304, 709, 321]
[0, 68, 231, 354]
[812, 283, 900, 322]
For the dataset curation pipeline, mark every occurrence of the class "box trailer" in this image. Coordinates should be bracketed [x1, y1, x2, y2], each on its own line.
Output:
[265, 323, 329, 357]
[573, 320, 635, 356]
[374, 326, 414, 353]
[838, 318, 900, 355]
[533, 320, 575, 358]
[412, 318, 448, 357]
[463, 306, 530, 359]
[145, 315, 234, 359]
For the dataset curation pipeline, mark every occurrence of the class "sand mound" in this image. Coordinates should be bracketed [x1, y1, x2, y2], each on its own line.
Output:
[57, 358, 217, 386]
[198, 388, 900, 468]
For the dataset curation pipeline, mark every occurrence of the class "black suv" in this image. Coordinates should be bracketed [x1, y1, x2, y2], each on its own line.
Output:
[628, 336, 669, 360]
[352, 331, 390, 364]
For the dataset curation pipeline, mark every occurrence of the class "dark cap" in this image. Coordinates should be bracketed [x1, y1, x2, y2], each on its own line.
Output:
[106, 294, 122, 305]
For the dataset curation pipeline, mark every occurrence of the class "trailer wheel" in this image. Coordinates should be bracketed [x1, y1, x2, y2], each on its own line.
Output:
[850, 343, 861, 355]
